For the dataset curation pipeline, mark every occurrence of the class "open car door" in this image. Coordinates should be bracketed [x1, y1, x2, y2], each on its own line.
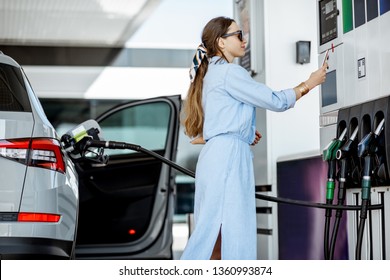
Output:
[74, 95, 181, 259]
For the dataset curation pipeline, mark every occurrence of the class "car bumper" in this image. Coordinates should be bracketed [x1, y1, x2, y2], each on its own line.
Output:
[0, 237, 73, 259]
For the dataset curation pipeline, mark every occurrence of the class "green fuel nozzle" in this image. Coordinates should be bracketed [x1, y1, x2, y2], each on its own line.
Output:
[323, 128, 348, 201]
[323, 128, 348, 161]
[322, 128, 347, 260]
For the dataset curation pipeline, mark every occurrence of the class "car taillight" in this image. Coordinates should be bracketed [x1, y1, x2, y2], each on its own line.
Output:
[0, 138, 65, 173]
[30, 138, 66, 173]
[18, 212, 61, 222]
[0, 138, 29, 164]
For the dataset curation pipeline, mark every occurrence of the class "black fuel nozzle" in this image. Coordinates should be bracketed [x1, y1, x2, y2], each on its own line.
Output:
[356, 119, 385, 200]
[357, 119, 385, 158]
[357, 132, 376, 158]
[354, 119, 384, 260]
[336, 126, 359, 161]
[336, 126, 361, 185]
[357, 119, 386, 186]
[333, 126, 359, 202]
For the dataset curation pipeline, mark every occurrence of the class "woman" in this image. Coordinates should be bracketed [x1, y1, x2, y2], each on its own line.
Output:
[180, 16, 327, 260]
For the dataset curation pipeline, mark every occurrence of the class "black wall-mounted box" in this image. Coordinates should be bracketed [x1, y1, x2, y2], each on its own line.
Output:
[296, 41, 311, 64]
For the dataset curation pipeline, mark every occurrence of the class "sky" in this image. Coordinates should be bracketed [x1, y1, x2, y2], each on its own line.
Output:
[126, 0, 234, 48]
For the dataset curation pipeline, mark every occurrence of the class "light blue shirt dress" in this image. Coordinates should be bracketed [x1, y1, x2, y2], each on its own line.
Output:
[180, 56, 296, 260]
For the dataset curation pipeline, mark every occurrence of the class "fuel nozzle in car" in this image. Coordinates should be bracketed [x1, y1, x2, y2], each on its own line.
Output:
[355, 118, 385, 259]
[61, 120, 195, 177]
[322, 127, 347, 259]
[60, 119, 108, 164]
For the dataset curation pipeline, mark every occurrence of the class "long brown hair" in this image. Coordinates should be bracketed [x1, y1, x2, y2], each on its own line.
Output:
[182, 16, 234, 138]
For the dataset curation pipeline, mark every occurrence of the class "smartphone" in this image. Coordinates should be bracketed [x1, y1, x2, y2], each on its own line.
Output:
[322, 49, 330, 66]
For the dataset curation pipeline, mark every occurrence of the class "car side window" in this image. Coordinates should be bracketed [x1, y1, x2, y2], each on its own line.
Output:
[0, 64, 31, 112]
[98, 101, 171, 156]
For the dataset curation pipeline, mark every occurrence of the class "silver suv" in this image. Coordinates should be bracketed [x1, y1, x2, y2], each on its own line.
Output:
[0, 50, 181, 259]
[0, 51, 78, 259]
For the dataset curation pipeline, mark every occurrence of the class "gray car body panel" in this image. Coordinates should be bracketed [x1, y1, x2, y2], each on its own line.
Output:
[0, 51, 78, 258]
[0, 112, 33, 211]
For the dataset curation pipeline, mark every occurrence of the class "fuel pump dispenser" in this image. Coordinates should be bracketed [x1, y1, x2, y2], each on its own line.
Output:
[317, 0, 390, 259]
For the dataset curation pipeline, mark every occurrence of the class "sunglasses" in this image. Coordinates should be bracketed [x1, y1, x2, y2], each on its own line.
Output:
[221, 30, 243, 42]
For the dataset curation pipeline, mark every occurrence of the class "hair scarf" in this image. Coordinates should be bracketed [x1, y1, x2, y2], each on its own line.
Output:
[189, 43, 207, 83]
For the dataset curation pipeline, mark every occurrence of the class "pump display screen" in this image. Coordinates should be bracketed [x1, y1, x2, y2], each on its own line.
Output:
[319, 0, 338, 45]
[321, 70, 337, 107]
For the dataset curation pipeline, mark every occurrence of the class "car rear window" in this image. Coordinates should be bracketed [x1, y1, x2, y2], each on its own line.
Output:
[0, 63, 32, 112]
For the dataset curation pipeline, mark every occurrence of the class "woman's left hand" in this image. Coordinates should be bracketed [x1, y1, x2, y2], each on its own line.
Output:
[251, 130, 262, 146]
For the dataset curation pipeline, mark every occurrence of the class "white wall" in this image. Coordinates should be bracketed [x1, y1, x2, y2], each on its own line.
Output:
[255, 0, 321, 259]
[265, 0, 320, 163]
